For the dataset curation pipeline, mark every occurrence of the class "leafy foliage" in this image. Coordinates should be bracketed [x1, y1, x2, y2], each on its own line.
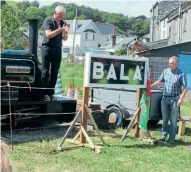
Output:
[1, 3, 25, 49]
[30, 0, 39, 7]
[3, 0, 150, 49]
[14, 0, 150, 36]
[114, 47, 127, 56]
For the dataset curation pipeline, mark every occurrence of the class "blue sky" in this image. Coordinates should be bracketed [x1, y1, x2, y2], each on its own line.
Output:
[14, 0, 157, 17]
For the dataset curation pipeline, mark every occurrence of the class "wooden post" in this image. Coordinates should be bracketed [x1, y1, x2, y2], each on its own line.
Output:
[178, 121, 186, 136]
[80, 87, 89, 143]
[121, 107, 140, 141]
[58, 108, 82, 148]
[134, 88, 142, 137]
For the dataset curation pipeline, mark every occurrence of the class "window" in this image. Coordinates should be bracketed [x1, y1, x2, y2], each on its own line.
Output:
[183, 12, 187, 32]
[85, 33, 88, 40]
[77, 24, 82, 29]
[168, 25, 171, 38]
[175, 18, 178, 34]
[93, 34, 95, 40]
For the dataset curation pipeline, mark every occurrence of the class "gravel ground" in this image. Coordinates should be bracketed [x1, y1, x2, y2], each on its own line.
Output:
[1, 118, 94, 145]
[1, 124, 78, 144]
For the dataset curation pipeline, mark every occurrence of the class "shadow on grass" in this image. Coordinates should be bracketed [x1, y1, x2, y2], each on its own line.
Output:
[103, 139, 191, 149]
[87, 128, 191, 149]
[184, 127, 191, 136]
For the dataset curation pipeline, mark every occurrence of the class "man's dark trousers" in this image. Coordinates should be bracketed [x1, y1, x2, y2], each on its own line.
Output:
[41, 45, 62, 96]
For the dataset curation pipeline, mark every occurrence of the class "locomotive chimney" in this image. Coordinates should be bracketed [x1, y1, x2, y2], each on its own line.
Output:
[28, 19, 39, 59]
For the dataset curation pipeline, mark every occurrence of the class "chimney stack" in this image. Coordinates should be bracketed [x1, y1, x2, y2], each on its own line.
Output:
[112, 34, 116, 47]
[111, 26, 116, 47]
[28, 19, 39, 59]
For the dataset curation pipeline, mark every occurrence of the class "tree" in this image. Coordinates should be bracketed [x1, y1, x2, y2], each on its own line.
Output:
[41, 6, 54, 17]
[114, 47, 127, 56]
[78, 14, 88, 20]
[8, 1, 150, 38]
[16, 0, 30, 11]
[1, 4, 24, 49]
[1, 0, 6, 7]
[65, 11, 75, 19]
[31, 0, 39, 8]
[17, 9, 27, 23]
[25, 7, 45, 28]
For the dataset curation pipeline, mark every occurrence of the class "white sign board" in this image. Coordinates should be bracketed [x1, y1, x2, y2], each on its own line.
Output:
[84, 53, 149, 89]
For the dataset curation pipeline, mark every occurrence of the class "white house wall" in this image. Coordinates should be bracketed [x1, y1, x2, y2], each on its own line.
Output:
[168, 8, 191, 45]
[79, 22, 99, 50]
[160, 18, 168, 39]
[80, 32, 99, 50]
[168, 18, 178, 45]
[97, 35, 111, 47]
[63, 34, 81, 48]
[151, 4, 191, 45]
[62, 21, 113, 56]
[62, 34, 81, 56]
[181, 9, 191, 43]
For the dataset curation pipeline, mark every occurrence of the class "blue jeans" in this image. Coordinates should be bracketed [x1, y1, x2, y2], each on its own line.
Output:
[161, 96, 179, 141]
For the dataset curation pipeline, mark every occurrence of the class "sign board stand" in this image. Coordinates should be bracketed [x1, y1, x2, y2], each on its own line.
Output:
[58, 58, 104, 153]
[58, 53, 155, 151]
[134, 88, 142, 137]
[121, 88, 155, 144]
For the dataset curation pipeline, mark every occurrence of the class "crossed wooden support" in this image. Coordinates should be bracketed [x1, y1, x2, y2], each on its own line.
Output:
[58, 104, 104, 153]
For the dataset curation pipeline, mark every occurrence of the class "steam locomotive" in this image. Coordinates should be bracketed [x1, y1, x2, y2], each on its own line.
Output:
[1, 19, 77, 127]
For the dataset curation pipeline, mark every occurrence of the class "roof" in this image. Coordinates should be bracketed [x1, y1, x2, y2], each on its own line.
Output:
[136, 40, 191, 57]
[112, 36, 137, 49]
[146, 39, 169, 49]
[168, 1, 191, 21]
[100, 36, 137, 49]
[64, 19, 101, 34]
[151, 1, 185, 21]
[133, 43, 148, 52]
[137, 40, 191, 55]
[94, 22, 117, 35]
[99, 37, 123, 49]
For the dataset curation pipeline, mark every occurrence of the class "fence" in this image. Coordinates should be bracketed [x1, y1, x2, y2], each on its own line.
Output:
[149, 57, 169, 82]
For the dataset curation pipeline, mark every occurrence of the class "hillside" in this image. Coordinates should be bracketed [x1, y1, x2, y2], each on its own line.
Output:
[4, 0, 150, 37]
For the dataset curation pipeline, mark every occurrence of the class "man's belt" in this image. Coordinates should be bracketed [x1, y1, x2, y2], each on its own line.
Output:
[42, 45, 61, 48]
[163, 95, 180, 97]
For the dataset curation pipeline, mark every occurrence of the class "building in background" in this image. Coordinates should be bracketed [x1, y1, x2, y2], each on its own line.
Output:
[62, 20, 117, 57]
[150, 0, 191, 45]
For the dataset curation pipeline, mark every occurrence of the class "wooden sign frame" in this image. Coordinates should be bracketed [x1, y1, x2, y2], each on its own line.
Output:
[58, 54, 152, 152]
[84, 53, 149, 89]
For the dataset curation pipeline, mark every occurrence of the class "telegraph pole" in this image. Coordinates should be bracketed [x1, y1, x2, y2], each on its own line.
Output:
[72, 4, 77, 57]
[177, 0, 181, 43]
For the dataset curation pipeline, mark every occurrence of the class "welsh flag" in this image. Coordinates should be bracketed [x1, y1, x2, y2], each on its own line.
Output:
[139, 72, 151, 132]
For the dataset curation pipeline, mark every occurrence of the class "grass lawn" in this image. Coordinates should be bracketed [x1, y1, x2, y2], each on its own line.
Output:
[59, 59, 84, 94]
[8, 101, 191, 172]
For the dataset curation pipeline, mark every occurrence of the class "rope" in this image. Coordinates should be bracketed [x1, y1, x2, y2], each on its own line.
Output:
[74, 77, 83, 81]
[26, 82, 32, 92]
[8, 82, 13, 151]
[1, 109, 103, 118]
[93, 97, 136, 112]
[6, 85, 56, 90]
